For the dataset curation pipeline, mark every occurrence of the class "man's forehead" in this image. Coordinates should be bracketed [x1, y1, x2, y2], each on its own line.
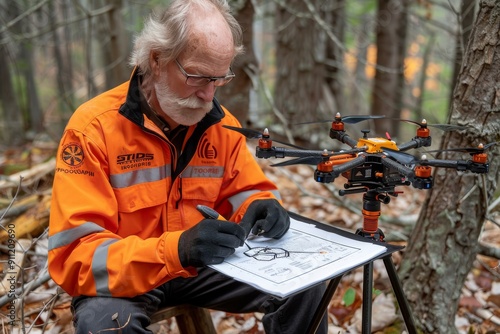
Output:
[186, 17, 234, 56]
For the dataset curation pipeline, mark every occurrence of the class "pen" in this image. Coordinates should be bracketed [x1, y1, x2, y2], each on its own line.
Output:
[196, 205, 227, 221]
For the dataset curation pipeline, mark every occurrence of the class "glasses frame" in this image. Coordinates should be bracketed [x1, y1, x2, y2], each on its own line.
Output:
[174, 59, 235, 87]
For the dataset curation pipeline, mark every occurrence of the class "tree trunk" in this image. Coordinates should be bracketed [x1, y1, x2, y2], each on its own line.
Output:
[346, 14, 371, 125]
[414, 34, 435, 122]
[393, 0, 409, 138]
[6, 2, 43, 136]
[399, 1, 500, 333]
[22, 43, 43, 134]
[49, 0, 75, 137]
[0, 31, 23, 146]
[95, 0, 129, 90]
[274, 0, 324, 125]
[370, 0, 406, 138]
[323, 0, 345, 117]
[447, 0, 477, 118]
[216, 0, 257, 127]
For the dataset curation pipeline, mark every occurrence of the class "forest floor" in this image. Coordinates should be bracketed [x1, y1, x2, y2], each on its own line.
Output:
[0, 140, 499, 333]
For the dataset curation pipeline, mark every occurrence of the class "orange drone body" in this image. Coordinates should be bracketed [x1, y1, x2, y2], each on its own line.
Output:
[356, 137, 399, 153]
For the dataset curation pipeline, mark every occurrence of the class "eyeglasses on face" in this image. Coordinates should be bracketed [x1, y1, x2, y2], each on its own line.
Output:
[175, 59, 235, 87]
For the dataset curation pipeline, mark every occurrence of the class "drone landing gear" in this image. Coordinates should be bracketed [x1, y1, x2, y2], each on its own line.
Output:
[307, 190, 418, 334]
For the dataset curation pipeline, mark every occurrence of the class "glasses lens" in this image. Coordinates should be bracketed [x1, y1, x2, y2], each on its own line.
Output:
[186, 77, 212, 87]
[214, 76, 234, 87]
[186, 76, 234, 87]
[177, 59, 235, 87]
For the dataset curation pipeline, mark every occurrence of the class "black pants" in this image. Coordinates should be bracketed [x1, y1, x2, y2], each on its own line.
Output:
[72, 267, 328, 333]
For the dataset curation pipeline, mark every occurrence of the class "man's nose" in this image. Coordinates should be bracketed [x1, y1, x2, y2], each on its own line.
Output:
[196, 82, 216, 102]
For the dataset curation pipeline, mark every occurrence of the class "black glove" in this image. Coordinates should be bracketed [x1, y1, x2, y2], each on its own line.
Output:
[178, 219, 246, 267]
[240, 199, 290, 239]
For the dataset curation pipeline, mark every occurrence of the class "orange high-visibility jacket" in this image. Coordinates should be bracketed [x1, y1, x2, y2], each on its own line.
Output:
[48, 70, 281, 297]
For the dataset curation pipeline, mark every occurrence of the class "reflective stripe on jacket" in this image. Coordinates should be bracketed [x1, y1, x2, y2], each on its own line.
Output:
[48, 70, 281, 297]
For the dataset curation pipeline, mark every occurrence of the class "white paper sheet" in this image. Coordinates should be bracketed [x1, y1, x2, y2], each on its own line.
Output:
[209, 217, 388, 298]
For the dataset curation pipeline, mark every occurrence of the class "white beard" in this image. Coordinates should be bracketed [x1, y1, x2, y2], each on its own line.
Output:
[154, 74, 213, 126]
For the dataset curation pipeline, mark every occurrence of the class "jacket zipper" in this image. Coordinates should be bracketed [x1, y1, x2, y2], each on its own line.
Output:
[175, 176, 183, 209]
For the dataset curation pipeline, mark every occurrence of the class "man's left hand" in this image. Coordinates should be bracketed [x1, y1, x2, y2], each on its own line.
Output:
[240, 199, 290, 239]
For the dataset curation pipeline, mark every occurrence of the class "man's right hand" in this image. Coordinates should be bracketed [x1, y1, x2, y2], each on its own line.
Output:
[178, 219, 246, 267]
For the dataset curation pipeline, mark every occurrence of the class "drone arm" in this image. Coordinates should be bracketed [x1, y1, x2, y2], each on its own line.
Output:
[330, 130, 358, 148]
[419, 159, 489, 173]
[332, 155, 366, 177]
[397, 137, 432, 151]
[381, 156, 415, 179]
[256, 147, 329, 159]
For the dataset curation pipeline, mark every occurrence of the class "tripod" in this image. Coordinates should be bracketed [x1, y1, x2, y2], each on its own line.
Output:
[306, 188, 418, 334]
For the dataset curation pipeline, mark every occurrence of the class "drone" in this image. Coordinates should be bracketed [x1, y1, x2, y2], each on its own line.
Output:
[223, 112, 493, 201]
[225, 113, 495, 334]
[224, 113, 496, 334]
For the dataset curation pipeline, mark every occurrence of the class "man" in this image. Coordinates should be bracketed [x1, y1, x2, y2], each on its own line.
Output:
[48, 0, 328, 333]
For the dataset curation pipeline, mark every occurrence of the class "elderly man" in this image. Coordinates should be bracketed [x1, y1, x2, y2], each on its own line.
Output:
[48, 0, 328, 333]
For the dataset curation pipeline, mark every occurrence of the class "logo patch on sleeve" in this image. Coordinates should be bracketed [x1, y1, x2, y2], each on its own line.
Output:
[61, 143, 84, 167]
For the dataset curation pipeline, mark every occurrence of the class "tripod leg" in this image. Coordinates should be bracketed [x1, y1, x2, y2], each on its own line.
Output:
[382, 256, 418, 334]
[362, 262, 373, 334]
[306, 275, 343, 334]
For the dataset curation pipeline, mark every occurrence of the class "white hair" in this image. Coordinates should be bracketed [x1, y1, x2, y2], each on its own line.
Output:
[129, 0, 244, 76]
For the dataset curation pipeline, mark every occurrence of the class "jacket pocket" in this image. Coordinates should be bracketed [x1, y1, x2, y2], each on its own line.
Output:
[114, 178, 169, 213]
[179, 177, 222, 206]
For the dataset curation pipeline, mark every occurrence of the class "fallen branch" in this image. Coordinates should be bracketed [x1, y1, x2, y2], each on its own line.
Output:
[0, 192, 51, 242]
[0, 157, 55, 197]
[0, 194, 43, 220]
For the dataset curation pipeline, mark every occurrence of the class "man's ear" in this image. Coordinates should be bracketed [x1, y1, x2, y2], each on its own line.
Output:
[150, 51, 161, 75]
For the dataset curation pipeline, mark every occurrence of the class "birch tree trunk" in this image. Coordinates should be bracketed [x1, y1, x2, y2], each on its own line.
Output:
[399, 1, 500, 332]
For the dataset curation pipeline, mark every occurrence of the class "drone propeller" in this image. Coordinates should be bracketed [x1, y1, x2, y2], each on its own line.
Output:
[337, 114, 387, 124]
[390, 118, 465, 131]
[222, 125, 262, 139]
[296, 114, 386, 125]
[222, 125, 304, 149]
[424, 142, 499, 154]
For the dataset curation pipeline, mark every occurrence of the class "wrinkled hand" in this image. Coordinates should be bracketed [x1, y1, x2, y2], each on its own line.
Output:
[240, 199, 290, 239]
[178, 219, 246, 267]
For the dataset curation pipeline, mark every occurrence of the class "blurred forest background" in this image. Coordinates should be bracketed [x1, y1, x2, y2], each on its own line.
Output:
[0, 0, 469, 147]
[0, 0, 499, 333]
